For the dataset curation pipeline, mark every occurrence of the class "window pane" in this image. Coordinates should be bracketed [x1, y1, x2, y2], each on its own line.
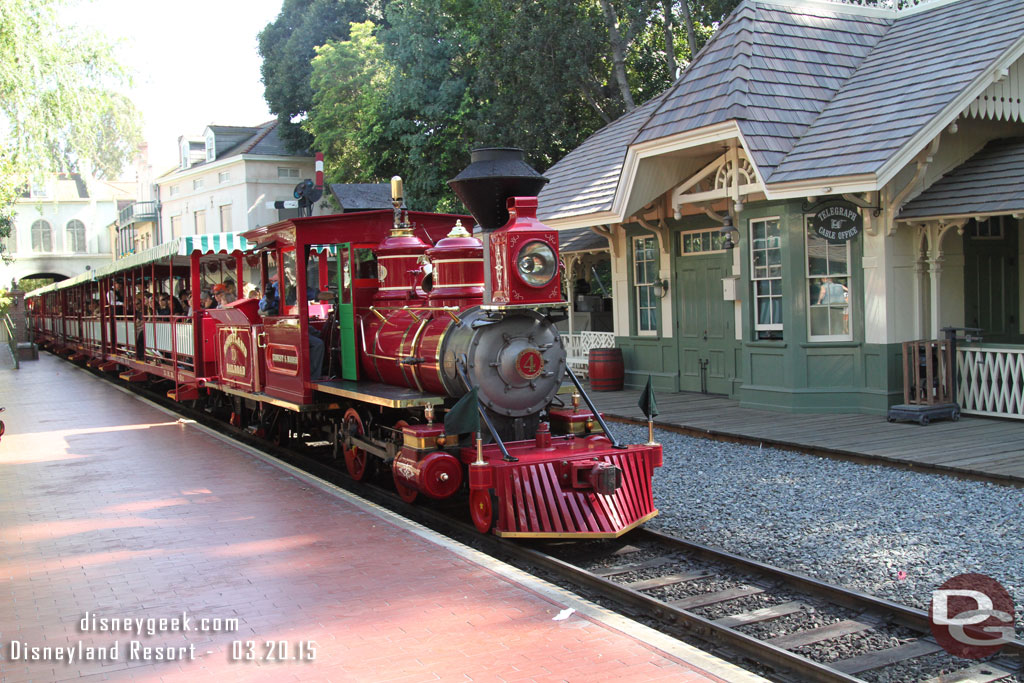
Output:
[810, 307, 830, 336]
[831, 306, 849, 335]
[828, 245, 848, 276]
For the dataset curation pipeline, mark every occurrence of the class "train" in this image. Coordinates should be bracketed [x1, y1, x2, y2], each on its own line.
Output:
[26, 148, 662, 538]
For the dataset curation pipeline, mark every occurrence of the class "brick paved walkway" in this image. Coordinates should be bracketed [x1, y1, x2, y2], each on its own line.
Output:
[0, 355, 761, 682]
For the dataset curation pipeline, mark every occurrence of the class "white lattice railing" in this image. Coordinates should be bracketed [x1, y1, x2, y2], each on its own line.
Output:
[957, 346, 1024, 419]
[564, 332, 615, 377]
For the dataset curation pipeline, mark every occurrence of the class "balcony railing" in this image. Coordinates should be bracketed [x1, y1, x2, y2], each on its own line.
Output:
[957, 346, 1024, 420]
[564, 331, 615, 378]
[119, 200, 158, 226]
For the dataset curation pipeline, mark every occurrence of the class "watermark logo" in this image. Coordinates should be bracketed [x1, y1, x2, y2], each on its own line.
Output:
[930, 573, 1015, 659]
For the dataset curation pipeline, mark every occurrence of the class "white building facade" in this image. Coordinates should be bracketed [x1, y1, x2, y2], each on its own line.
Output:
[150, 121, 322, 246]
[1, 176, 132, 287]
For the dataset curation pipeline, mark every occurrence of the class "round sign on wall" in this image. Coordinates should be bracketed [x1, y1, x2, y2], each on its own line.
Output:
[808, 200, 863, 243]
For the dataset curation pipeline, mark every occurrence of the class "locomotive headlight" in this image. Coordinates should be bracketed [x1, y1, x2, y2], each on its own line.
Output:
[516, 240, 557, 287]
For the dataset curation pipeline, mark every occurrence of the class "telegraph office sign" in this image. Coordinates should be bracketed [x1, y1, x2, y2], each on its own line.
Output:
[809, 200, 863, 243]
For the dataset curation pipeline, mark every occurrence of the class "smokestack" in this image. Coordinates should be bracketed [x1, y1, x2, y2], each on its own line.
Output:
[448, 148, 547, 231]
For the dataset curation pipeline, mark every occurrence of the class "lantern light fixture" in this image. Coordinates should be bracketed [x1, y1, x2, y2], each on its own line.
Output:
[720, 214, 739, 250]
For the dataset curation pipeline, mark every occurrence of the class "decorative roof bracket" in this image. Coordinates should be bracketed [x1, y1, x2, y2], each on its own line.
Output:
[885, 135, 943, 237]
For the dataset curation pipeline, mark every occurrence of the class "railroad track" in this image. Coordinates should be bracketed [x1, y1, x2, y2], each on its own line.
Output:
[65, 357, 1024, 682]
[517, 531, 1023, 683]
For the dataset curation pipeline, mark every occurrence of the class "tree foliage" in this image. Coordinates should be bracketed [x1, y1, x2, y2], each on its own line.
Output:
[0, 0, 142, 261]
[258, 0, 370, 153]
[263, 0, 743, 211]
[306, 22, 398, 186]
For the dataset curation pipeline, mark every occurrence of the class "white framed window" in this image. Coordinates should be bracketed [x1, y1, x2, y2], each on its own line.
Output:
[194, 209, 206, 235]
[806, 221, 851, 341]
[750, 217, 782, 334]
[3, 225, 16, 253]
[968, 215, 1006, 240]
[680, 228, 728, 255]
[218, 171, 230, 184]
[29, 182, 48, 198]
[633, 236, 658, 335]
[66, 219, 86, 253]
[205, 133, 216, 162]
[170, 215, 181, 240]
[180, 141, 190, 170]
[193, 178, 205, 191]
[169, 185, 180, 197]
[278, 167, 299, 178]
[31, 219, 53, 252]
[219, 204, 232, 231]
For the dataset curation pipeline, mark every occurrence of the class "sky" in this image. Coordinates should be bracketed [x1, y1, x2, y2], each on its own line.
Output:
[68, 0, 286, 176]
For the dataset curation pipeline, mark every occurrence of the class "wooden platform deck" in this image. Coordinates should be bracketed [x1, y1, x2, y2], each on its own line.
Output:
[586, 388, 1024, 485]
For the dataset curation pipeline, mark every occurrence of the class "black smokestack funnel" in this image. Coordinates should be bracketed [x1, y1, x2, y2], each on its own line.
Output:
[448, 148, 548, 231]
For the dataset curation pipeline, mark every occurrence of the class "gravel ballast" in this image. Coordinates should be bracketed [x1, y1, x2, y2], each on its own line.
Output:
[610, 423, 1024, 634]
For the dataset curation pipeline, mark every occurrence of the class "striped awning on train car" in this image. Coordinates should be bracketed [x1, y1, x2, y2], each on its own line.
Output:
[94, 232, 252, 279]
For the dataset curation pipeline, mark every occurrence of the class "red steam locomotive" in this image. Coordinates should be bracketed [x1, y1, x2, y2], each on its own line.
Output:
[27, 149, 662, 538]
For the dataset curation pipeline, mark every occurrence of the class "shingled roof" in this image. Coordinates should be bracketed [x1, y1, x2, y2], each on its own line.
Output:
[538, 0, 1024, 224]
[899, 138, 1024, 220]
[770, 0, 1024, 183]
[539, 93, 667, 222]
[633, 2, 889, 179]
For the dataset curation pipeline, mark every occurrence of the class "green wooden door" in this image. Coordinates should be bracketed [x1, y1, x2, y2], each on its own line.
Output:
[675, 249, 736, 394]
[964, 219, 1020, 344]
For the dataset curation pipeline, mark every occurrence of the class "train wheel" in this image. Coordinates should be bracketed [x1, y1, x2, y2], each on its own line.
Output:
[469, 489, 499, 534]
[342, 408, 371, 481]
[393, 470, 419, 504]
[390, 421, 418, 503]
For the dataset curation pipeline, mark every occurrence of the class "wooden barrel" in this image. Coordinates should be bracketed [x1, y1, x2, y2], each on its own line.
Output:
[589, 348, 624, 391]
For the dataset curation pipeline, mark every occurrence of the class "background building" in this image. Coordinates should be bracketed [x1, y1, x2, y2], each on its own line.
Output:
[113, 120, 323, 257]
[1, 174, 133, 287]
[538, 0, 1024, 418]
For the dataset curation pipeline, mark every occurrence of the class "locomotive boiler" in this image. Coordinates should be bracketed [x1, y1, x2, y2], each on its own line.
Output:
[359, 149, 565, 442]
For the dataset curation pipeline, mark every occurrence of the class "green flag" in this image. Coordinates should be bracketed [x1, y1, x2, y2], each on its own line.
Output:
[445, 387, 480, 435]
[639, 375, 658, 419]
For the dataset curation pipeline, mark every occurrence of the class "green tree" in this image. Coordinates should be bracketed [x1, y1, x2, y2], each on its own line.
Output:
[0, 0, 142, 262]
[258, 0, 370, 153]
[306, 22, 398, 186]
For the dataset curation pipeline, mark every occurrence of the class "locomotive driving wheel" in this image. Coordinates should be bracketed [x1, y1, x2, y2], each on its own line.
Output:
[469, 489, 499, 534]
[342, 408, 372, 481]
[390, 420, 418, 504]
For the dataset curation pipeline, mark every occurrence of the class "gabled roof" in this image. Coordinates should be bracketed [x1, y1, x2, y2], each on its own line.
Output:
[634, 2, 889, 181]
[899, 138, 1024, 220]
[157, 121, 309, 180]
[538, 0, 1024, 224]
[559, 227, 609, 254]
[771, 0, 1024, 184]
[538, 93, 667, 222]
[328, 183, 392, 211]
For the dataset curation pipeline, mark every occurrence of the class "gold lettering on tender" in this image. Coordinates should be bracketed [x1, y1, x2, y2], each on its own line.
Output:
[226, 363, 247, 376]
[272, 353, 297, 365]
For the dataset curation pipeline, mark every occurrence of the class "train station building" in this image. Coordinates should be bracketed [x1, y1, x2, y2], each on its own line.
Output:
[539, 0, 1024, 419]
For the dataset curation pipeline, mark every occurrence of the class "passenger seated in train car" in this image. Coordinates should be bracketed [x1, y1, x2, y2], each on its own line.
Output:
[156, 294, 171, 317]
[107, 281, 124, 315]
[199, 290, 215, 310]
[223, 278, 237, 301]
[258, 281, 279, 316]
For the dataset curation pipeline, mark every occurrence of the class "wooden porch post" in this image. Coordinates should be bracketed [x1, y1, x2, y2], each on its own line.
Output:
[928, 256, 943, 339]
